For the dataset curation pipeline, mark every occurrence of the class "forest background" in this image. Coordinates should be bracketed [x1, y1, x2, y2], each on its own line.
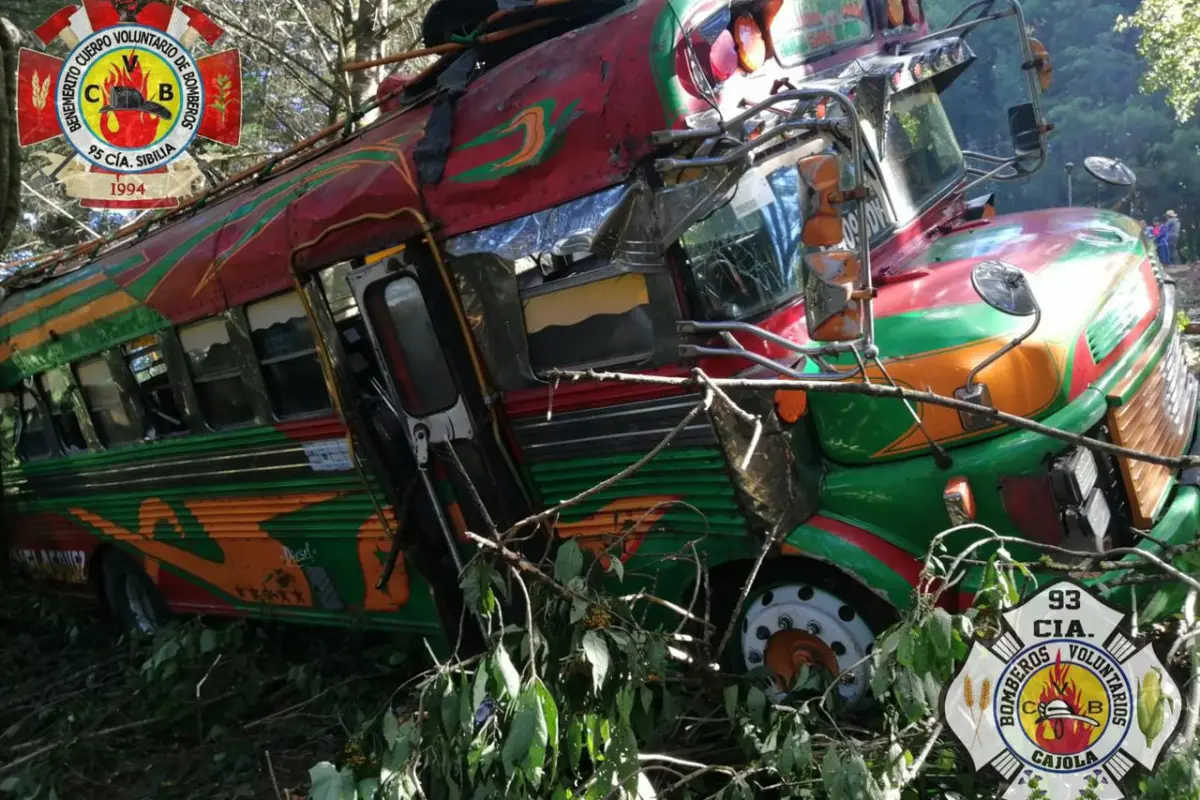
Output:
[0, 0, 1199, 264]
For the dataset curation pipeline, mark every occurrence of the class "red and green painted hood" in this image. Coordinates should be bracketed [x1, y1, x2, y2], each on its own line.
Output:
[806, 207, 1162, 464]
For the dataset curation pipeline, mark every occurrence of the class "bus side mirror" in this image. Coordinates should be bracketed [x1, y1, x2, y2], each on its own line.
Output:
[1028, 38, 1052, 92]
[803, 250, 866, 341]
[797, 154, 845, 247]
[1007, 103, 1041, 155]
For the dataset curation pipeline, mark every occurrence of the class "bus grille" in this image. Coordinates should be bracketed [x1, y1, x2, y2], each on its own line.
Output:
[1107, 334, 1199, 527]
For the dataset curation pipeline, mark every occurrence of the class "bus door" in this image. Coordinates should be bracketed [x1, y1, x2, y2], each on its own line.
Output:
[347, 244, 529, 620]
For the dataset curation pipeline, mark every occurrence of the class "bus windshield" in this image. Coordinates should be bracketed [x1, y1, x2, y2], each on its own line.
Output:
[874, 81, 963, 222]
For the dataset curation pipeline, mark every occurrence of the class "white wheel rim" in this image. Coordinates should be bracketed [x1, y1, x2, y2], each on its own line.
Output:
[740, 582, 876, 703]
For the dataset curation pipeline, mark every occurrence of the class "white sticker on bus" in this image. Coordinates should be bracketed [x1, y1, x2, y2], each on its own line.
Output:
[731, 169, 777, 219]
[303, 438, 353, 472]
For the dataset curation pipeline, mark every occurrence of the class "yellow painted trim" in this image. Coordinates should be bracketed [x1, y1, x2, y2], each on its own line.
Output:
[523, 273, 649, 335]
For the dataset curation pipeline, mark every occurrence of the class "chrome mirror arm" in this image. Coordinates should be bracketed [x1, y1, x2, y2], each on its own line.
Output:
[965, 301, 1042, 391]
[681, 344, 863, 383]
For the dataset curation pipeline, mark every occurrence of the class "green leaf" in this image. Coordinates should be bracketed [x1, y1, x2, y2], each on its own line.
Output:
[570, 599, 588, 625]
[723, 684, 739, 719]
[896, 623, 916, 668]
[746, 687, 767, 726]
[534, 678, 560, 782]
[200, 628, 217, 654]
[310, 762, 354, 800]
[523, 686, 550, 787]
[607, 554, 625, 581]
[472, 663, 490, 712]
[926, 609, 953, 657]
[0, 778, 19, 794]
[581, 631, 610, 693]
[502, 687, 546, 782]
[617, 684, 635, 725]
[567, 717, 584, 770]
[554, 539, 584, 583]
[382, 710, 400, 749]
[495, 648, 521, 699]
[356, 777, 380, 800]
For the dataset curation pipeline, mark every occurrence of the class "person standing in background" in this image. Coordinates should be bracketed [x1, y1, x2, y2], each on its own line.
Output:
[1154, 217, 1171, 264]
[1164, 210, 1182, 265]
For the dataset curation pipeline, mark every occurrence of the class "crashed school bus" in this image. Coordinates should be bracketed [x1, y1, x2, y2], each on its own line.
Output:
[2, 0, 1197, 702]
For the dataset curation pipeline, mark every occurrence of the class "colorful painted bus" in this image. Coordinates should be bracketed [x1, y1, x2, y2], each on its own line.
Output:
[3, 0, 1196, 702]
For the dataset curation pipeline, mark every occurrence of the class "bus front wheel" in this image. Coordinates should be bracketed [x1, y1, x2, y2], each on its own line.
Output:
[710, 560, 896, 706]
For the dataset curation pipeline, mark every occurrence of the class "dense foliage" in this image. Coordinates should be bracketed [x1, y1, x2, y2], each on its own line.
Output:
[925, 0, 1200, 258]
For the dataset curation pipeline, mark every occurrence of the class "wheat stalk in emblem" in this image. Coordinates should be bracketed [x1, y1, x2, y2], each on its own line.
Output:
[209, 74, 236, 129]
[962, 675, 991, 749]
[31, 72, 51, 110]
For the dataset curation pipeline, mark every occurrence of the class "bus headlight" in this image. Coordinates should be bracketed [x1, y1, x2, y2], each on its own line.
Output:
[1050, 447, 1099, 506]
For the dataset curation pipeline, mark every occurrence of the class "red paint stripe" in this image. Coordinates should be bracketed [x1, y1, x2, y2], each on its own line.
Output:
[274, 415, 347, 441]
[808, 515, 924, 587]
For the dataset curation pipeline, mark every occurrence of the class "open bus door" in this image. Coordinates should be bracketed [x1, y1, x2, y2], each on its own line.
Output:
[333, 236, 531, 648]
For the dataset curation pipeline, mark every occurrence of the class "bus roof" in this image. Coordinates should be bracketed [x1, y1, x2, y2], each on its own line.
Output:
[0, 0, 930, 386]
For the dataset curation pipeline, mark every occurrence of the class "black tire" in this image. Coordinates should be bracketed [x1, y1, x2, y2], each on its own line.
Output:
[708, 559, 898, 705]
[101, 549, 169, 635]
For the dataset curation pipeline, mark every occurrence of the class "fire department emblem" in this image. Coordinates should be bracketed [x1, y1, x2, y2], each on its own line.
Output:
[16, 1, 242, 209]
[942, 580, 1183, 799]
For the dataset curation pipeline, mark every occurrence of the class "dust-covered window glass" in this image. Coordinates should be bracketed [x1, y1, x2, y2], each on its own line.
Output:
[76, 357, 140, 447]
[246, 292, 330, 418]
[319, 262, 360, 322]
[124, 335, 187, 439]
[521, 269, 655, 372]
[16, 390, 53, 461]
[179, 318, 255, 430]
[38, 368, 88, 454]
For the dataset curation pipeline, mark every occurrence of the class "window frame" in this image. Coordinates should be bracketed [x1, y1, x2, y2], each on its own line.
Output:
[122, 332, 191, 440]
[244, 290, 333, 421]
[73, 352, 145, 450]
[177, 311, 267, 432]
[37, 366, 98, 454]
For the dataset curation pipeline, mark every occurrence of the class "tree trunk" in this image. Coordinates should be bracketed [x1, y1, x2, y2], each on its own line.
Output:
[0, 17, 21, 255]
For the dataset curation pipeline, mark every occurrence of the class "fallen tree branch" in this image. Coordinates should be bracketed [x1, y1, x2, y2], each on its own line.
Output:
[547, 368, 1200, 470]
[0, 717, 160, 776]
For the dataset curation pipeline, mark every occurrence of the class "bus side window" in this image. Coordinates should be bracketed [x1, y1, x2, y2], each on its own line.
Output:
[37, 368, 89, 454]
[246, 291, 331, 419]
[520, 267, 658, 373]
[75, 357, 141, 448]
[123, 335, 188, 438]
[17, 389, 55, 461]
[178, 317, 256, 430]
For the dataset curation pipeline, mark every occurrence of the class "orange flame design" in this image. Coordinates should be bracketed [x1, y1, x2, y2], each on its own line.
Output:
[1034, 651, 1098, 754]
